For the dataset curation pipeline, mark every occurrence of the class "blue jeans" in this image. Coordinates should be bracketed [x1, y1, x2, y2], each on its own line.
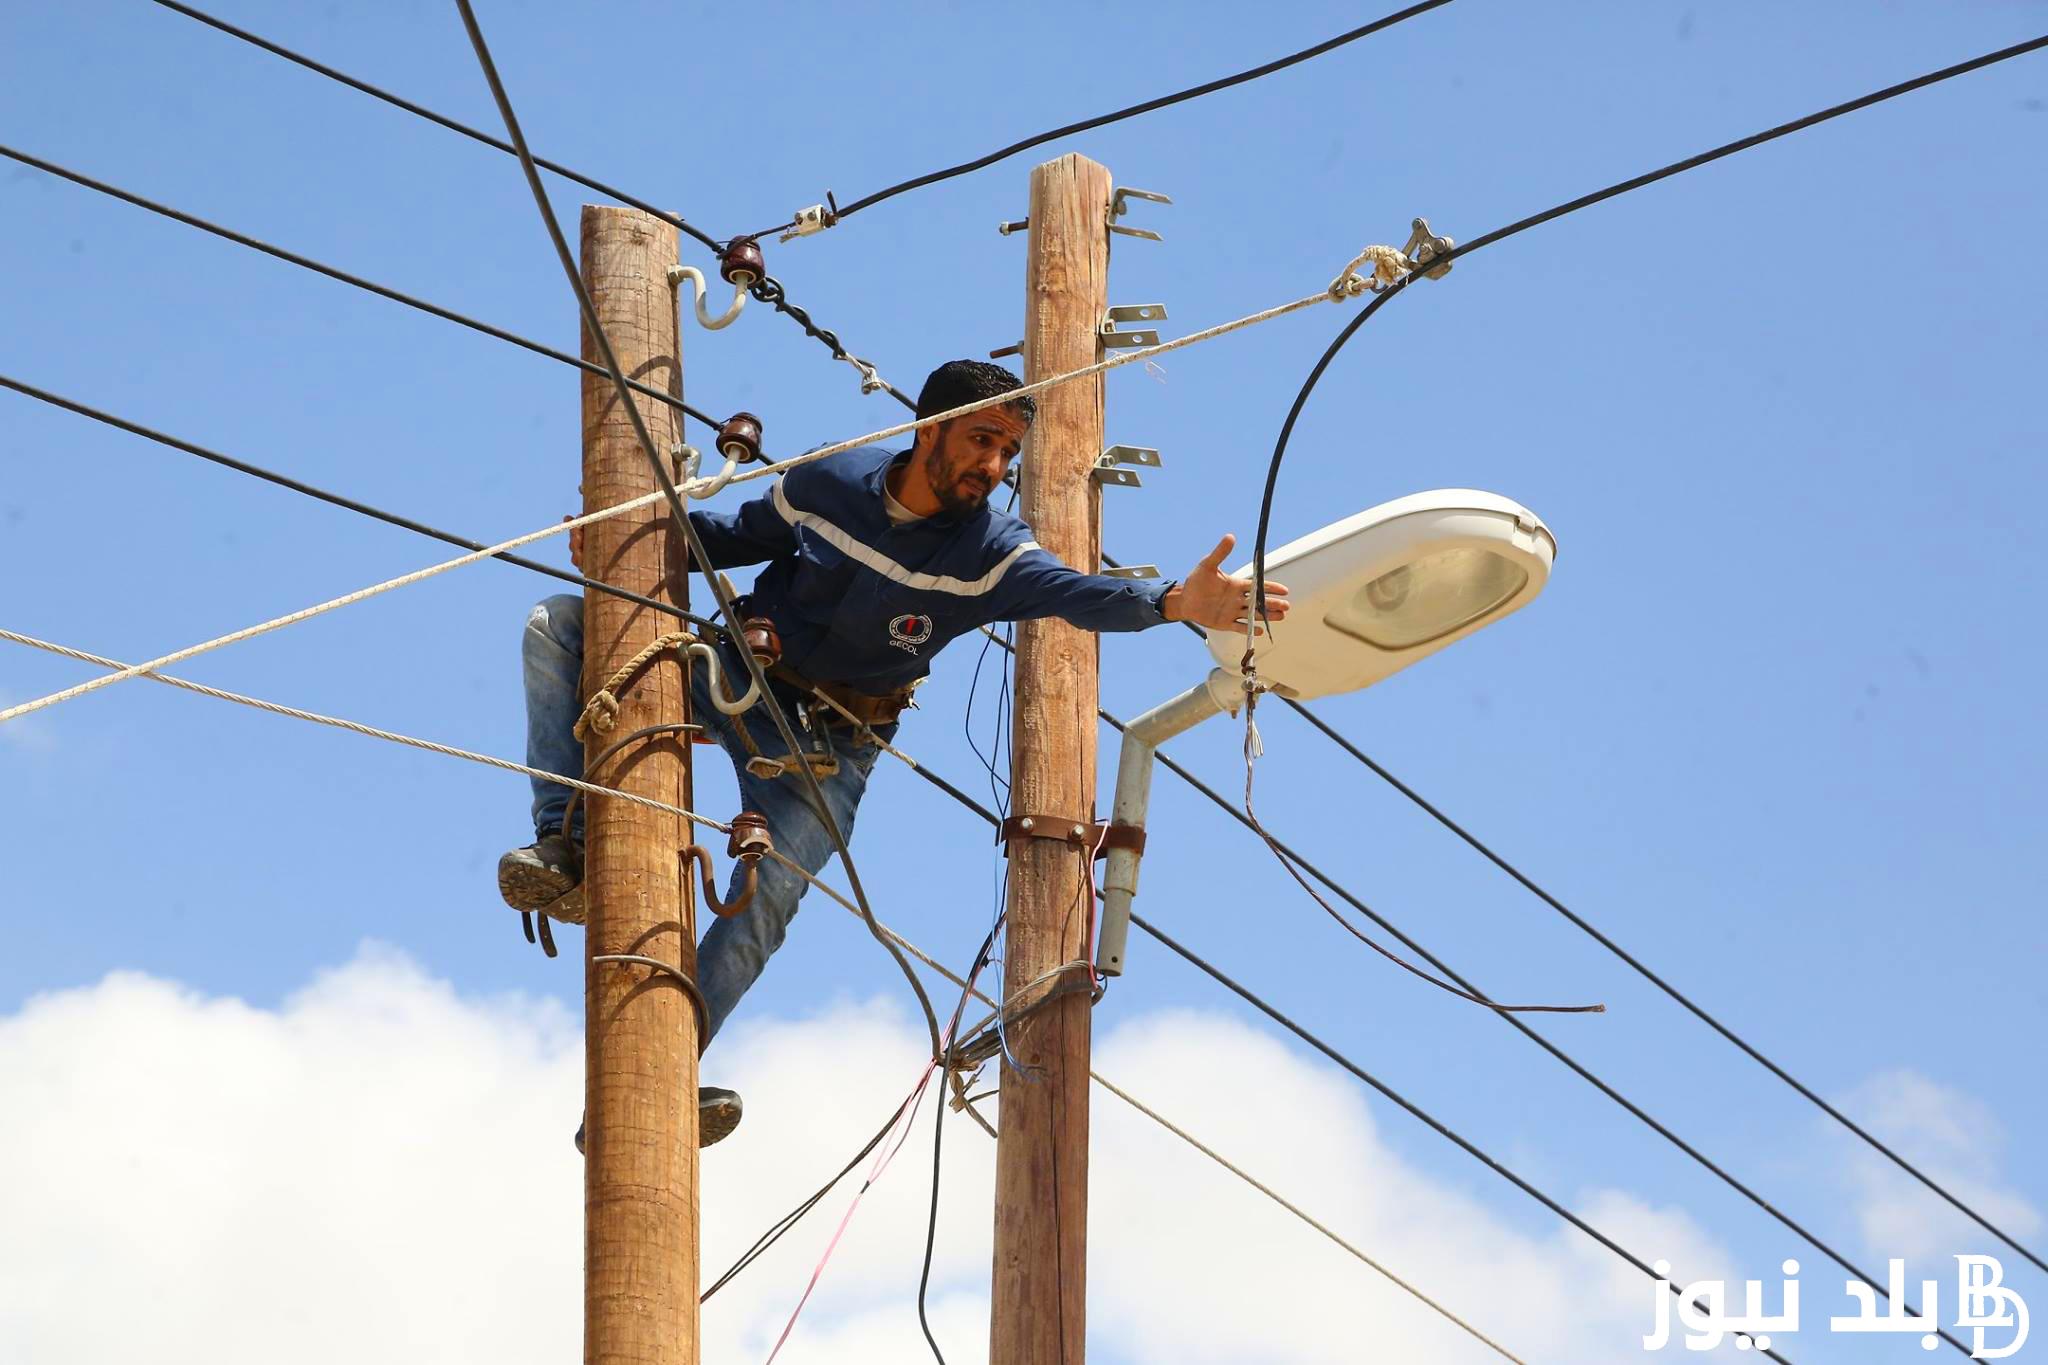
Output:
[522, 594, 891, 1048]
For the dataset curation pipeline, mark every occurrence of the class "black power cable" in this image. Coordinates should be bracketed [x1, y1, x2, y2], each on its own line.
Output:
[979, 626, 1969, 1353]
[0, 143, 720, 434]
[1249, 31, 2048, 604]
[1282, 696, 2048, 1278]
[453, 0, 944, 1065]
[1239, 32, 2048, 1293]
[149, 0, 725, 255]
[817, 1, 1456, 225]
[151, 0, 910, 409]
[0, 372, 723, 635]
[892, 733, 1794, 1363]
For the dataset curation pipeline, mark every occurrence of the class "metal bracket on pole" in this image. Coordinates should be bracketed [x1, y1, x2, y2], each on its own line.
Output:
[1102, 563, 1160, 580]
[1100, 304, 1165, 349]
[1092, 444, 1160, 489]
[1403, 216, 1455, 280]
[1109, 186, 1171, 242]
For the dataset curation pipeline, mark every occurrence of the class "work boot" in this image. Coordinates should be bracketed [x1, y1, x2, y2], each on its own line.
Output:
[573, 1088, 744, 1153]
[498, 832, 583, 923]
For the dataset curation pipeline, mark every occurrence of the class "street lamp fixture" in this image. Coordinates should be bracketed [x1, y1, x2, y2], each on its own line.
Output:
[1096, 489, 1557, 975]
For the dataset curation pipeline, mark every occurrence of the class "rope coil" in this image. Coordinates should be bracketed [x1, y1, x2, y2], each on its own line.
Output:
[573, 631, 695, 742]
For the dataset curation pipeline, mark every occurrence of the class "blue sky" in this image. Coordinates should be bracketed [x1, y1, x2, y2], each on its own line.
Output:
[3, 3, 2044, 1361]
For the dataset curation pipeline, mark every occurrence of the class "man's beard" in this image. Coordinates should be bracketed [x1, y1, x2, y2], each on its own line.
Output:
[931, 456, 992, 516]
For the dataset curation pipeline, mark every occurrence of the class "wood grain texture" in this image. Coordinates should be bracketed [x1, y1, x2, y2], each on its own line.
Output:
[578, 205, 697, 1365]
[991, 153, 1111, 1365]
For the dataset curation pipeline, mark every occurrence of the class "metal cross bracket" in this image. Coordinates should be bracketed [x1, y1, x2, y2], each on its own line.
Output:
[1102, 563, 1160, 580]
[1092, 444, 1161, 489]
[1101, 304, 1166, 350]
[1403, 216, 1455, 280]
[1109, 186, 1172, 242]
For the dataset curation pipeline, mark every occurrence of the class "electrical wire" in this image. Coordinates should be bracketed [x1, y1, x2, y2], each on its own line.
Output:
[1248, 30, 2048, 608]
[976, 631, 1972, 1353]
[1280, 695, 2048, 1276]
[813, 1, 1456, 225]
[0, 372, 721, 635]
[148, 0, 724, 255]
[0, 142, 720, 433]
[452, 0, 944, 1065]
[152, 0, 910, 407]
[874, 730, 1788, 1362]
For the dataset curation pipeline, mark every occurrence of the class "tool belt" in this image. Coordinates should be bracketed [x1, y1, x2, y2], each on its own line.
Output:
[769, 663, 914, 729]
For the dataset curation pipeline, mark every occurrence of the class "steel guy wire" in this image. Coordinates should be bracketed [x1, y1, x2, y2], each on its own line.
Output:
[1281, 695, 2048, 1278]
[0, 143, 722, 434]
[1123, 914, 1796, 1362]
[837, 893, 1532, 1364]
[969, 630, 1967, 1353]
[759, 0, 1456, 231]
[882, 728, 1785, 1362]
[0, 372, 724, 636]
[450, 0, 946, 1062]
[151, 0, 909, 406]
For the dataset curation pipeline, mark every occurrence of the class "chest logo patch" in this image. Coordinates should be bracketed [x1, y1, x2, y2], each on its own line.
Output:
[888, 613, 934, 654]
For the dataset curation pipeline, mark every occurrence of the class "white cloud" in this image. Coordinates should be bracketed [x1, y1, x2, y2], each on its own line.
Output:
[1833, 1068, 2042, 1263]
[0, 948, 1763, 1365]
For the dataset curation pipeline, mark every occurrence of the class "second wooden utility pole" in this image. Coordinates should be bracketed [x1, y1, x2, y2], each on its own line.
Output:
[991, 152, 1112, 1365]
[578, 205, 700, 1365]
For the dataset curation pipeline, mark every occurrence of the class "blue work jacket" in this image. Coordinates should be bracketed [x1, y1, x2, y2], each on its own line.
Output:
[689, 445, 1174, 695]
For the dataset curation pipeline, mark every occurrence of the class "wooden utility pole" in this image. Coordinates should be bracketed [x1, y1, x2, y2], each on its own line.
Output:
[579, 205, 699, 1365]
[991, 152, 1112, 1365]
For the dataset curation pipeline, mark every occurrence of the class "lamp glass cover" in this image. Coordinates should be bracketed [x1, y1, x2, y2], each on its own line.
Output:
[1324, 546, 1530, 650]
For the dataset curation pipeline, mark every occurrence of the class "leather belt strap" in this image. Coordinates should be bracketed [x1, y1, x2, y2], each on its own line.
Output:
[998, 813, 1146, 859]
[768, 663, 913, 727]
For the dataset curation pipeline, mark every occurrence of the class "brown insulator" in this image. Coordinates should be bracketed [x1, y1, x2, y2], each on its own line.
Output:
[720, 237, 765, 286]
[718, 411, 764, 464]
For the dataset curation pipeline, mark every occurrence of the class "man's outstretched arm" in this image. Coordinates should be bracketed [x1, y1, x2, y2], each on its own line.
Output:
[993, 533, 1289, 635]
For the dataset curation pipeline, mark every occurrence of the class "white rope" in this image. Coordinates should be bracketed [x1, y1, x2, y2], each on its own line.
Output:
[0, 626, 728, 832]
[0, 487, 667, 726]
[0, 245, 1403, 734]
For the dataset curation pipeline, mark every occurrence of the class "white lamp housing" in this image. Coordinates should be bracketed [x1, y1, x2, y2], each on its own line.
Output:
[1095, 488, 1556, 976]
[1207, 489, 1556, 700]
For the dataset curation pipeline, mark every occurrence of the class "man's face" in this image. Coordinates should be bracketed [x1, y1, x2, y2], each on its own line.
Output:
[923, 406, 1027, 516]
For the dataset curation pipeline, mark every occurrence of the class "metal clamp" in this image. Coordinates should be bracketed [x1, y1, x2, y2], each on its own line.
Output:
[1092, 443, 1160, 489]
[1403, 216, 1455, 280]
[1109, 186, 1172, 242]
[1101, 303, 1166, 350]
[780, 201, 836, 243]
[997, 815, 1147, 859]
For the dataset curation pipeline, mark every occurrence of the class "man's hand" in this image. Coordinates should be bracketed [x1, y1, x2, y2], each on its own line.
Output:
[565, 516, 583, 573]
[1161, 534, 1291, 634]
